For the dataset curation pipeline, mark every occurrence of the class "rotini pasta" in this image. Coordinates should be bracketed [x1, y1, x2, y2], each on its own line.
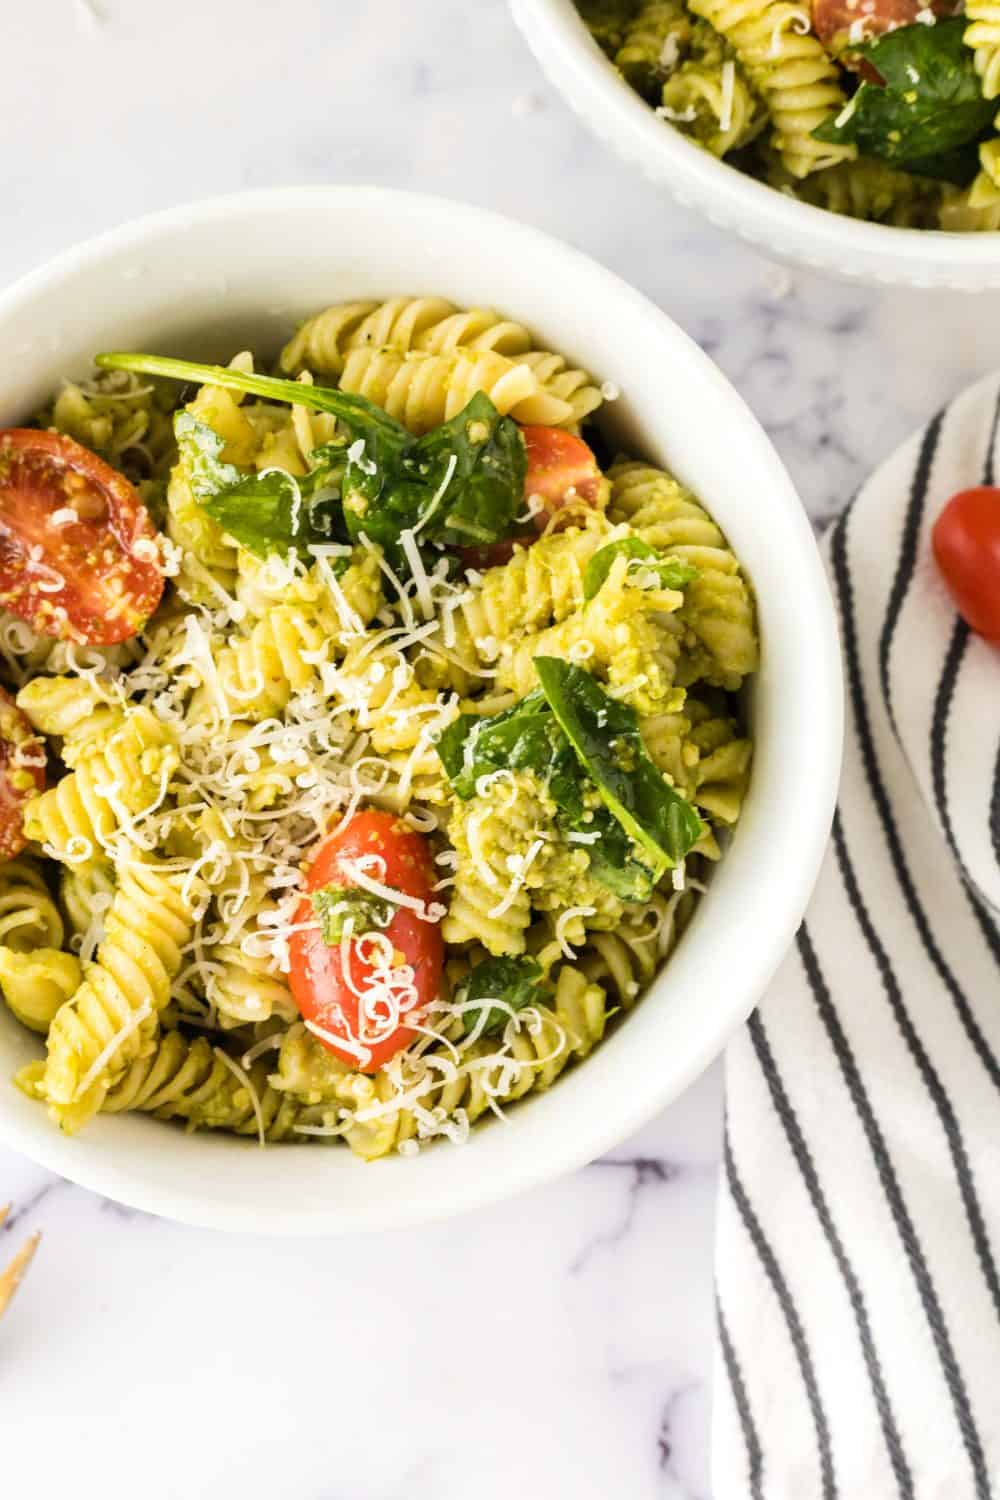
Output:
[578, 0, 995, 229]
[2, 296, 756, 1161]
[282, 296, 602, 430]
[32, 859, 206, 1132]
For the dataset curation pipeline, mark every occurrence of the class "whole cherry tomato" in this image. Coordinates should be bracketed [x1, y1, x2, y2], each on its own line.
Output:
[932, 486, 1000, 642]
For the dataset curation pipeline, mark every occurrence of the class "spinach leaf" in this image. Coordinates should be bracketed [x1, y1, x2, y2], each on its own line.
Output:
[436, 681, 682, 901]
[583, 538, 699, 601]
[99, 352, 526, 571]
[342, 392, 526, 559]
[436, 696, 657, 895]
[435, 690, 582, 812]
[175, 413, 345, 557]
[311, 886, 397, 945]
[457, 955, 544, 1038]
[534, 656, 703, 871]
[812, 20, 995, 174]
[409, 392, 527, 547]
[903, 143, 984, 186]
[575, 806, 659, 901]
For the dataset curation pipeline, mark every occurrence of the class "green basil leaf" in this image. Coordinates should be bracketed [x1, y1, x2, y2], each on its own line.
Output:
[99, 353, 527, 573]
[437, 687, 668, 898]
[583, 538, 699, 600]
[900, 142, 983, 186]
[174, 412, 346, 558]
[99, 351, 409, 441]
[408, 392, 527, 546]
[311, 886, 397, 946]
[534, 656, 703, 871]
[458, 955, 544, 1037]
[435, 690, 582, 812]
[572, 806, 658, 901]
[812, 20, 995, 169]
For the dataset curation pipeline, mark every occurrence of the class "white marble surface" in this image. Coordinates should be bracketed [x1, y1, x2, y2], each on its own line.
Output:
[2, 3, 999, 1497]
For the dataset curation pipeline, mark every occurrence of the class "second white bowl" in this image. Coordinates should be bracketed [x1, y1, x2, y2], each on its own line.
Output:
[512, 0, 1000, 290]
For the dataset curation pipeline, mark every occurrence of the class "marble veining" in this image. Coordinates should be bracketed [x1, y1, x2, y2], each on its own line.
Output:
[3, 2, 999, 1496]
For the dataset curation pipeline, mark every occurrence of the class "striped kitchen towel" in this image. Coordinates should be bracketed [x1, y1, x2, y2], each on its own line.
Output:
[713, 373, 1000, 1500]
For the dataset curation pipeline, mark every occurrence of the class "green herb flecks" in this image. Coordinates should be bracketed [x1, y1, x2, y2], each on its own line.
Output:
[311, 886, 398, 946]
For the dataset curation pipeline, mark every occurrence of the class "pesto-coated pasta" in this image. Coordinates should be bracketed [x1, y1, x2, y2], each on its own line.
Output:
[576, 1, 999, 231]
[3, 295, 756, 1160]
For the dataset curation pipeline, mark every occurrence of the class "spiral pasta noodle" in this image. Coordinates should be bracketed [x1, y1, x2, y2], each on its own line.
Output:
[661, 52, 765, 156]
[687, 0, 854, 176]
[791, 159, 943, 228]
[0, 949, 83, 1035]
[0, 856, 73, 1032]
[281, 296, 538, 376]
[0, 857, 64, 953]
[607, 460, 757, 688]
[21, 707, 178, 863]
[442, 772, 554, 955]
[617, 0, 694, 92]
[496, 560, 683, 712]
[338, 346, 574, 433]
[272, 962, 608, 1160]
[34, 860, 206, 1132]
[102, 1031, 318, 1141]
[281, 296, 602, 431]
[965, 0, 1000, 101]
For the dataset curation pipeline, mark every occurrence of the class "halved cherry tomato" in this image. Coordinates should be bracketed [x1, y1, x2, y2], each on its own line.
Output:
[0, 430, 164, 645]
[288, 810, 444, 1072]
[522, 425, 606, 517]
[811, 0, 955, 57]
[932, 486, 1000, 642]
[459, 425, 606, 570]
[0, 688, 45, 860]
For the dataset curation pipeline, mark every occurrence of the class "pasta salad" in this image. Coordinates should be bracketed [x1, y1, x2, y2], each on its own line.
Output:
[0, 296, 756, 1161]
[578, 0, 1000, 229]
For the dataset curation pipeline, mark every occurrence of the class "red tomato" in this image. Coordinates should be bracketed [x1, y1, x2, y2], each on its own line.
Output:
[459, 426, 606, 571]
[0, 688, 45, 859]
[0, 430, 164, 645]
[288, 810, 444, 1072]
[521, 425, 606, 520]
[932, 486, 1000, 642]
[811, 0, 956, 54]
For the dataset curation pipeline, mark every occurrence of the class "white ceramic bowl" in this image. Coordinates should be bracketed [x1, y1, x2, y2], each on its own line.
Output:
[512, 0, 1000, 290]
[0, 187, 841, 1233]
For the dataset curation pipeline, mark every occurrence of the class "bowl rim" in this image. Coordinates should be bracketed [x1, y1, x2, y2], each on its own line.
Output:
[511, 0, 1000, 288]
[0, 186, 843, 1233]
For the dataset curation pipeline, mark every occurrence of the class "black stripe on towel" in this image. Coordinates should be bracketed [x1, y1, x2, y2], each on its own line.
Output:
[796, 923, 992, 1500]
[878, 411, 942, 731]
[831, 511, 1000, 1087]
[929, 621, 1000, 940]
[831, 805, 1000, 1398]
[748, 1011, 913, 1500]
[992, 743, 1000, 874]
[984, 381, 1000, 487]
[716, 1299, 765, 1500]
[930, 620, 969, 869]
[724, 1128, 837, 1500]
